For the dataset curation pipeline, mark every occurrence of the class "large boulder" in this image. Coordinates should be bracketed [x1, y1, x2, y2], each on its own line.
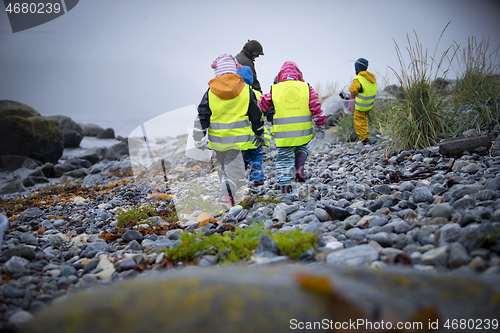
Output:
[0, 115, 64, 164]
[81, 123, 105, 137]
[96, 127, 115, 139]
[0, 100, 40, 118]
[48, 115, 83, 148]
[23, 265, 500, 333]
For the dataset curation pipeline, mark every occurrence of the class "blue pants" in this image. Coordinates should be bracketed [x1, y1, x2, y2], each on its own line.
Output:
[276, 145, 309, 186]
[243, 147, 264, 182]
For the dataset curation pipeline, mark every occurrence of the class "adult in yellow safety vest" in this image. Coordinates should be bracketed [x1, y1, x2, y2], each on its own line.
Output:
[349, 57, 377, 145]
[193, 54, 264, 208]
[258, 61, 326, 193]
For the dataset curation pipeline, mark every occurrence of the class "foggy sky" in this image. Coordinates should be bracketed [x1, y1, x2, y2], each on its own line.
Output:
[1, 0, 499, 137]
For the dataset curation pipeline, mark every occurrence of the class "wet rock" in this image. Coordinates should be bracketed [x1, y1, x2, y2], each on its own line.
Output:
[439, 136, 492, 158]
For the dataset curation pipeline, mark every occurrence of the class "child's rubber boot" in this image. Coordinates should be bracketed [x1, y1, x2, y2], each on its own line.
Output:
[221, 195, 234, 210]
[294, 152, 307, 183]
[280, 185, 292, 194]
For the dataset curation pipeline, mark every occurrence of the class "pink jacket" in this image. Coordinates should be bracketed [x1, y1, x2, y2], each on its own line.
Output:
[258, 61, 326, 126]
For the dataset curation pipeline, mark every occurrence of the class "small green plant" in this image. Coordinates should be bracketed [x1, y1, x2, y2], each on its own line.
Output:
[116, 205, 158, 227]
[273, 229, 318, 259]
[163, 223, 319, 264]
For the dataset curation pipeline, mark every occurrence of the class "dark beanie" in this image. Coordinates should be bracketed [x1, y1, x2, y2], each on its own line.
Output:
[355, 58, 368, 73]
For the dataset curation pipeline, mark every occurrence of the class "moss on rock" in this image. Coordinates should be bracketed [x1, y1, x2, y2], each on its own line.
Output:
[0, 100, 40, 118]
[0, 115, 64, 164]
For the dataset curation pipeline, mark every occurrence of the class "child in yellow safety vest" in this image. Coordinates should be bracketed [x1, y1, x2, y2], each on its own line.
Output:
[348, 58, 377, 145]
[236, 65, 271, 187]
[193, 54, 265, 208]
[258, 61, 326, 194]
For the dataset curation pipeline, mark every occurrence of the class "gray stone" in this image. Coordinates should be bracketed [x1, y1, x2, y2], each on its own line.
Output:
[273, 209, 287, 222]
[483, 177, 500, 191]
[1, 246, 36, 260]
[399, 181, 415, 192]
[313, 208, 329, 222]
[229, 205, 243, 217]
[2, 281, 25, 298]
[346, 228, 366, 240]
[302, 221, 321, 234]
[394, 221, 411, 234]
[437, 223, 461, 245]
[374, 184, 392, 195]
[448, 243, 471, 269]
[60, 265, 77, 277]
[453, 196, 477, 210]
[368, 217, 388, 228]
[476, 189, 498, 201]
[468, 256, 487, 272]
[81, 242, 111, 258]
[326, 244, 379, 266]
[2, 256, 29, 275]
[288, 210, 313, 221]
[8, 310, 34, 328]
[369, 232, 393, 247]
[122, 230, 143, 242]
[40, 220, 54, 230]
[255, 234, 279, 255]
[324, 205, 349, 221]
[20, 233, 38, 246]
[125, 240, 142, 251]
[22, 207, 43, 217]
[411, 187, 434, 203]
[421, 246, 449, 267]
[48, 235, 63, 247]
[354, 207, 371, 217]
[463, 163, 482, 174]
[429, 203, 453, 219]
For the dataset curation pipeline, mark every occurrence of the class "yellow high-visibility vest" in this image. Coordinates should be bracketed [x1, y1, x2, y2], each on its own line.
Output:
[207, 85, 253, 151]
[355, 75, 377, 111]
[271, 80, 312, 147]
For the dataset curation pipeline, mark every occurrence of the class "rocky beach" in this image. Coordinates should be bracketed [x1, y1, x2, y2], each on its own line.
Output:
[1, 98, 500, 331]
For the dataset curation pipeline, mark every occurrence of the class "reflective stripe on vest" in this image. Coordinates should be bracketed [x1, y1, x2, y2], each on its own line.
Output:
[208, 85, 252, 151]
[355, 74, 377, 111]
[271, 80, 312, 147]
